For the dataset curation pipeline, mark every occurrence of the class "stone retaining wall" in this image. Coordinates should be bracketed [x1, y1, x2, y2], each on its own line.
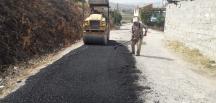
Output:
[165, 0, 216, 61]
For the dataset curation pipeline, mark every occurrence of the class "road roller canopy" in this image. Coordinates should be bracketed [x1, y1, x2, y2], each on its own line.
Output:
[88, 0, 109, 7]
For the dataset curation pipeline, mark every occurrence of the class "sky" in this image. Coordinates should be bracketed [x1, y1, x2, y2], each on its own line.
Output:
[109, 0, 163, 5]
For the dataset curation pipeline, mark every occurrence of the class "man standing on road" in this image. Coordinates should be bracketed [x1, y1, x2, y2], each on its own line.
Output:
[131, 18, 148, 56]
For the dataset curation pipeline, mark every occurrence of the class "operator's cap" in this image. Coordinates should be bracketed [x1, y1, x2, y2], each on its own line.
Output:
[133, 17, 139, 23]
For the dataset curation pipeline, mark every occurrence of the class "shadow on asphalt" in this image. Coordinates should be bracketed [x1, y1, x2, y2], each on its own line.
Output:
[119, 29, 130, 30]
[140, 55, 174, 61]
[1, 40, 145, 103]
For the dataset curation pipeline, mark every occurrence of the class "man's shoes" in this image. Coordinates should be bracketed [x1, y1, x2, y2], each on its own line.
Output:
[136, 51, 140, 56]
[136, 53, 140, 56]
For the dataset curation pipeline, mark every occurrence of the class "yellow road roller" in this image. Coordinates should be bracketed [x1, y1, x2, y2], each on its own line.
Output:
[83, 0, 110, 45]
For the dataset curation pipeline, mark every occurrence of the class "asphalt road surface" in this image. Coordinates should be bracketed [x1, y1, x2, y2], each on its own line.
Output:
[1, 24, 216, 103]
[1, 25, 143, 103]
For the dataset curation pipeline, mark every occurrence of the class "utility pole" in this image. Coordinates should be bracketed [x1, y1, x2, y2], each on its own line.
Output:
[162, 0, 167, 7]
[116, 3, 119, 11]
[82, 0, 85, 20]
[82, 0, 85, 37]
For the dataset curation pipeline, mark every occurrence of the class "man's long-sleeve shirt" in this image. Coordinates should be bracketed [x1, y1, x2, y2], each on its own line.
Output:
[132, 22, 148, 43]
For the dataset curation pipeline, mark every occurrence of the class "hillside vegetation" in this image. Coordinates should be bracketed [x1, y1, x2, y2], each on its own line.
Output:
[0, 0, 82, 77]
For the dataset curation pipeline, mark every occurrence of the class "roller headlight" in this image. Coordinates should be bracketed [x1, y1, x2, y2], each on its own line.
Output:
[83, 21, 89, 27]
[101, 21, 106, 27]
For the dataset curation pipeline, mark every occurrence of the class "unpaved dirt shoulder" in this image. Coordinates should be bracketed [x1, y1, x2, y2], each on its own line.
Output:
[0, 41, 83, 98]
[165, 40, 216, 76]
[135, 29, 216, 103]
[111, 25, 216, 103]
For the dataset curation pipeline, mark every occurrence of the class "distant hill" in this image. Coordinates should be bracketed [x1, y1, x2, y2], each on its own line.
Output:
[109, 3, 135, 23]
[109, 2, 135, 11]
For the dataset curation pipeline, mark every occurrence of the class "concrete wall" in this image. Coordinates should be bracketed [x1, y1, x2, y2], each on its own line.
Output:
[165, 0, 216, 61]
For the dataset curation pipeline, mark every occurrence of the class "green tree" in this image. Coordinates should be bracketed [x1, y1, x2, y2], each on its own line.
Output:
[110, 10, 122, 26]
[140, 10, 165, 28]
[155, 14, 165, 27]
[140, 11, 152, 25]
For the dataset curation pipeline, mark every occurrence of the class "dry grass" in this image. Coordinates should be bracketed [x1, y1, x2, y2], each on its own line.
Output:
[166, 41, 216, 76]
[0, 53, 56, 97]
[0, 0, 83, 97]
[0, 41, 82, 97]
